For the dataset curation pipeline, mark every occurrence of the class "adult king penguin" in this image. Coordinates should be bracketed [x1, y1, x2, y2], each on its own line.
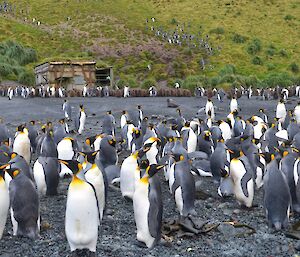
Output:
[261, 153, 291, 230]
[133, 161, 163, 249]
[13, 125, 31, 164]
[59, 160, 99, 256]
[75, 104, 86, 135]
[5, 166, 40, 239]
[0, 165, 9, 239]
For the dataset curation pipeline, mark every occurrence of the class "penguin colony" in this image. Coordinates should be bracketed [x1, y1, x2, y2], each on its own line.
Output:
[1, 92, 300, 255]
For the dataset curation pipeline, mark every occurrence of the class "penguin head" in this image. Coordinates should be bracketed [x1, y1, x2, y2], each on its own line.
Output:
[85, 135, 97, 146]
[217, 138, 225, 143]
[171, 153, 185, 162]
[59, 119, 65, 124]
[217, 120, 223, 126]
[184, 121, 190, 127]
[41, 125, 47, 133]
[258, 152, 275, 164]
[10, 152, 18, 160]
[147, 164, 165, 178]
[4, 167, 22, 178]
[168, 137, 174, 142]
[79, 151, 98, 163]
[227, 148, 243, 159]
[252, 138, 260, 145]
[259, 108, 265, 113]
[203, 131, 211, 141]
[108, 137, 116, 147]
[80, 104, 84, 111]
[30, 120, 35, 125]
[207, 98, 212, 102]
[143, 117, 149, 122]
[107, 110, 112, 115]
[47, 121, 53, 129]
[137, 105, 142, 110]
[58, 160, 82, 175]
[0, 163, 10, 178]
[171, 124, 178, 131]
[16, 124, 27, 133]
[279, 99, 284, 104]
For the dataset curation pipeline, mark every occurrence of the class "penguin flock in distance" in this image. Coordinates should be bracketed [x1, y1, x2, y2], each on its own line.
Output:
[1, 92, 300, 256]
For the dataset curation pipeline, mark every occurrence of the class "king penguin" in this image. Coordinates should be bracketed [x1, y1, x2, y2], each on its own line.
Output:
[59, 160, 99, 256]
[5, 166, 40, 239]
[13, 125, 31, 164]
[229, 148, 254, 207]
[75, 104, 86, 135]
[0, 164, 9, 239]
[276, 99, 287, 123]
[33, 156, 60, 196]
[80, 151, 106, 221]
[57, 137, 77, 178]
[261, 152, 291, 230]
[133, 162, 163, 249]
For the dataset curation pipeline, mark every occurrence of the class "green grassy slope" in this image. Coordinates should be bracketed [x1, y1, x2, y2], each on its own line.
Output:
[0, 0, 299, 86]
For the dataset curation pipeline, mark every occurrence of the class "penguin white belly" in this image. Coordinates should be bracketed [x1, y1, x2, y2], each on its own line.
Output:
[218, 176, 234, 197]
[0, 179, 9, 239]
[295, 107, 300, 124]
[66, 184, 98, 252]
[255, 167, 264, 189]
[13, 135, 31, 164]
[293, 159, 300, 186]
[220, 124, 231, 141]
[59, 163, 73, 178]
[33, 160, 47, 196]
[78, 112, 86, 134]
[276, 104, 286, 122]
[127, 129, 134, 150]
[4, 173, 12, 188]
[85, 167, 105, 221]
[120, 115, 126, 128]
[230, 160, 254, 207]
[94, 137, 103, 151]
[57, 140, 74, 160]
[146, 145, 158, 165]
[168, 163, 175, 193]
[120, 157, 136, 199]
[133, 182, 155, 248]
[175, 187, 184, 215]
[10, 208, 18, 236]
[164, 160, 171, 181]
[187, 130, 197, 153]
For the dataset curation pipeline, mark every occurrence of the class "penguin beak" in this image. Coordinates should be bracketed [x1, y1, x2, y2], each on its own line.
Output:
[58, 160, 69, 166]
[0, 163, 9, 170]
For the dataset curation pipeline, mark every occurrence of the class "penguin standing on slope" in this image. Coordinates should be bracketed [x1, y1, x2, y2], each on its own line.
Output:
[27, 121, 38, 153]
[75, 104, 86, 135]
[57, 137, 77, 178]
[0, 165, 9, 239]
[98, 136, 118, 168]
[5, 166, 40, 239]
[230, 96, 238, 112]
[59, 160, 99, 256]
[260, 152, 291, 230]
[133, 161, 163, 249]
[102, 111, 116, 136]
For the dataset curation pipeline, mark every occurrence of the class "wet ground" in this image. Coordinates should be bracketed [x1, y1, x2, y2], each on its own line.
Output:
[0, 95, 300, 257]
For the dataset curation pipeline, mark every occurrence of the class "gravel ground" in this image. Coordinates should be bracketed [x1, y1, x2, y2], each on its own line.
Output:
[0, 95, 300, 257]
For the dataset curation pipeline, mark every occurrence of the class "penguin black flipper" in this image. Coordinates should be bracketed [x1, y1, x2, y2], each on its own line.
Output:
[86, 181, 102, 223]
[95, 159, 108, 213]
[239, 159, 253, 198]
[40, 157, 60, 196]
[148, 176, 162, 245]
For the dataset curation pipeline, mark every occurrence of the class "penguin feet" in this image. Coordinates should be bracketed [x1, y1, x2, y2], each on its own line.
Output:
[124, 196, 133, 202]
[134, 240, 148, 248]
[69, 249, 96, 257]
[178, 215, 205, 234]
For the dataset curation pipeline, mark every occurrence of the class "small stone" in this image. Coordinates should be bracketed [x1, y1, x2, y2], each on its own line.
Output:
[233, 209, 240, 214]
[295, 241, 300, 251]
[218, 223, 236, 237]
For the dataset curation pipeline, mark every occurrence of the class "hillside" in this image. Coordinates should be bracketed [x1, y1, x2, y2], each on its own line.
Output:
[0, 0, 299, 88]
